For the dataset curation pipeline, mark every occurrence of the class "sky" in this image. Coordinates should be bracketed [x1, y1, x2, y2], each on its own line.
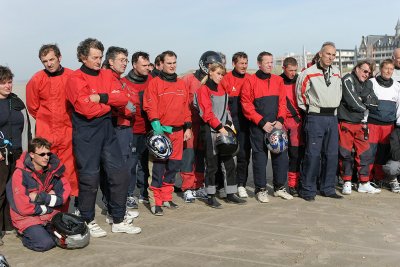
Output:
[2, 0, 400, 81]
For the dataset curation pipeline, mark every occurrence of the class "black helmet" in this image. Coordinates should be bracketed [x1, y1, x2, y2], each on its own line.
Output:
[264, 127, 289, 154]
[51, 212, 90, 249]
[146, 131, 173, 159]
[215, 126, 239, 157]
[199, 51, 223, 75]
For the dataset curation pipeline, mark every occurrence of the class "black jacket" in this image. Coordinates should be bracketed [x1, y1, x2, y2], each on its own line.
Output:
[337, 72, 378, 123]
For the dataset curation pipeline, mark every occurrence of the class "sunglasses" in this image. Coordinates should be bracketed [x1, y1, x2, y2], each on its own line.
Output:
[34, 152, 52, 157]
[359, 68, 371, 75]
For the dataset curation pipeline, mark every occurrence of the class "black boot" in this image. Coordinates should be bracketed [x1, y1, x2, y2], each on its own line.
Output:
[226, 194, 247, 204]
[207, 195, 222, 209]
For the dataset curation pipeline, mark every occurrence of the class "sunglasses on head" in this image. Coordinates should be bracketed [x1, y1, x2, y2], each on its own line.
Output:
[34, 152, 52, 157]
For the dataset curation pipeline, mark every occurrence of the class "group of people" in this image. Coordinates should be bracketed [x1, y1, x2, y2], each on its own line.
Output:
[1, 38, 400, 252]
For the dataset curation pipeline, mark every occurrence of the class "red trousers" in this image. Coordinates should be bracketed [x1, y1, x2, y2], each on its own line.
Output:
[180, 112, 204, 191]
[285, 117, 304, 187]
[368, 123, 394, 181]
[148, 130, 183, 206]
[338, 121, 372, 182]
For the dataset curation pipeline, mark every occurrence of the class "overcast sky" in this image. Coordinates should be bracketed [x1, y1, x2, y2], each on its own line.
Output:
[2, 0, 400, 81]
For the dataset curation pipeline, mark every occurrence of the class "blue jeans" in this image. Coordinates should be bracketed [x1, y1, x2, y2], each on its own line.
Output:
[22, 224, 56, 252]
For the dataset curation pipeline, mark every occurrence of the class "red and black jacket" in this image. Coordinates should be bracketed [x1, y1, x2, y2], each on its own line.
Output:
[280, 73, 302, 123]
[241, 70, 286, 128]
[6, 152, 71, 233]
[143, 72, 191, 130]
[220, 69, 250, 131]
[121, 70, 153, 134]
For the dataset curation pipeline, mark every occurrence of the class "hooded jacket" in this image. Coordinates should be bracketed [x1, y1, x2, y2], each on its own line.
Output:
[6, 152, 71, 233]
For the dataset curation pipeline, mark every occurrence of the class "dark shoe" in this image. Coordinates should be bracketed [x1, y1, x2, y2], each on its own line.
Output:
[207, 196, 222, 209]
[303, 196, 315, 202]
[151, 206, 164, 216]
[162, 201, 179, 209]
[288, 187, 299, 197]
[321, 192, 343, 199]
[226, 194, 247, 205]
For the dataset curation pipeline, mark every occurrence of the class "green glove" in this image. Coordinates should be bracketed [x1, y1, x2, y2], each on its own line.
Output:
[161, 125, 173, 134]
[151, 120, 163, 135]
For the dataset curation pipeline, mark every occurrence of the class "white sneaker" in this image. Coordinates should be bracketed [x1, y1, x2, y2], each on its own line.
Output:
[358, 182, 381, 194]
[273, 188, 293, 200]
[193, 188, 208, 199]
[218, 188, 227, 199]
[87, 220, 107, 238]
[256, 190, 269, 203]
[342, 181, 352, 195]
[237, 186, 248, 198]
[389, 178, 400, 193]
[183, 190, 195, 203]
[112, 220, 142, 234]
[106, 210, 139, 224]
[73, 208, 80, 216]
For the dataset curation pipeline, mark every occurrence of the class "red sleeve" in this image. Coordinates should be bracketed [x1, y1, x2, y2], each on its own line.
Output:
[277, 78, 287, 123]
[25, 74, 41, 119]
[104, 75, 129, 107]
[220, 75, 229, 94]
[143, 78, 159, 121]
[11, 169, 39, 216]
[184, 83, 192, 124]
[197, 85, 222, 129]
[65, 74, 111, 119]
[240, 77, 264, 126]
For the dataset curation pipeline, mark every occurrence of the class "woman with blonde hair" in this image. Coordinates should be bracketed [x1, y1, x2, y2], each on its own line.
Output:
[195, 63, 246, 208]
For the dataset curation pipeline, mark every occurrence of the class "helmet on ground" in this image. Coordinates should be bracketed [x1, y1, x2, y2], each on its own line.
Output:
[199, 51, 223, 75]
[265, 127, 288, 154]
[51, 212, 90, 249]
[146, 131, 173, 159]
[215, 126, 239, 157]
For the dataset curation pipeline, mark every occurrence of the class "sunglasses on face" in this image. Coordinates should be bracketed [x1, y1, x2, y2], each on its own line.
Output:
[359, 68, 371, 75]
[34, 152, 52, 157]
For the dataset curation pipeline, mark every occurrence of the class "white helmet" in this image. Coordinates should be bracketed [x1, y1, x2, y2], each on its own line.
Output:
[265, 127, 289, 154]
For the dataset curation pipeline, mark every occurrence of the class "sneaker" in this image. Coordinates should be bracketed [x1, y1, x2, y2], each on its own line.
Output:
[183, 190, 195, 203]
[342, 181, 352, 195]
[237, 186, 249, 198]
[112, 220, 141, 234]
[87, 220, 107, 238]
[162, 201, 179, 209]
[73, 208, 80, 216]
[218, 188, 227, 199]
[106, 210, 139, 224]
[126, 196, 138, 209]
[138, 196, 149, 204]
[207, 196, 222, 209]
[226, 194, 247, 205]
[288, 187, 299, 197]
[389, 178, 400, 193]
[193, 188, 208, 199]
[256, 189, 269, 203]
[151, 206, 164, 216]
[273, 188, 293, 200]
[357, 182, 381, 194]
